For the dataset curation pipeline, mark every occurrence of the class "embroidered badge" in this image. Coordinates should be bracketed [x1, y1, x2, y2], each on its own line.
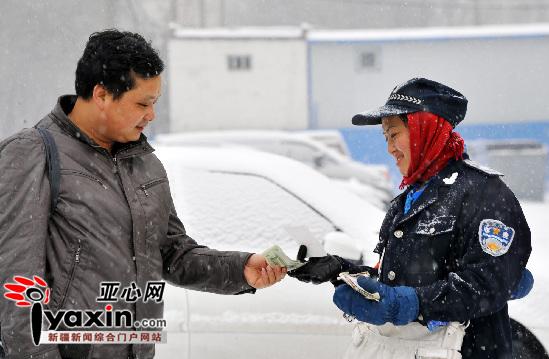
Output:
[478, 219, 515, 257]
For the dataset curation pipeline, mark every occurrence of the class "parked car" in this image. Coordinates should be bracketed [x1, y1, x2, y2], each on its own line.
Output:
[292, 129, 352, 157]
[153, 130, 394, 208]
[154, 145, 547, 359]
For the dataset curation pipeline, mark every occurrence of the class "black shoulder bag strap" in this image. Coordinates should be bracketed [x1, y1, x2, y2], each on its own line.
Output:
[36, 127, 60, 213]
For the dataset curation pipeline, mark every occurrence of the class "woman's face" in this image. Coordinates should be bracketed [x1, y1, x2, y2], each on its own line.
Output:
[382, 115, 411, 176]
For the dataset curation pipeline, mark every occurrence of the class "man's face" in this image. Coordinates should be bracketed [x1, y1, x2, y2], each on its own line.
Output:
[382, 115, 411, 176]
[100, 75, 161, 144]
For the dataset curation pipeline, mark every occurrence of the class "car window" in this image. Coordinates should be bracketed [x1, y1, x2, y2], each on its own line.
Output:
[327, 143, 348, 157]
[169, 168, 336, 254]
[320, 152, 338, 167]
[281, 141, 320, 166]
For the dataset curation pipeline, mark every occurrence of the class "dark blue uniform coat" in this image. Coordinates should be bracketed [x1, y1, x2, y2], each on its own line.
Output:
[375, 159, 531, 358]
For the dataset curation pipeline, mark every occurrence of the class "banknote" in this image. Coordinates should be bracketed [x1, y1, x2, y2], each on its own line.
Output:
[337, 272, 380, 302]
[262, 245, 305, 271]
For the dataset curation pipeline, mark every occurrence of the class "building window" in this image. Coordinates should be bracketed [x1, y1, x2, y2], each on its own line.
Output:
[227, 55, 252, 71]
[355, 48, 381, 72]
[360, 52, 377, 68]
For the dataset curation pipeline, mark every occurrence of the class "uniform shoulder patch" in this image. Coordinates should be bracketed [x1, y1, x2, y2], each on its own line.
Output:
[478, 219, 515, 257]
[463, 159, 503, 177]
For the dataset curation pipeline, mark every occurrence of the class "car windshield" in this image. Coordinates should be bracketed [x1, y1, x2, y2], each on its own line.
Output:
[169, 168, 337, 254]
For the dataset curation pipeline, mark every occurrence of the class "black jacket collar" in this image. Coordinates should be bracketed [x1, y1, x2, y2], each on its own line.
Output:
[394, 160, 462, 226]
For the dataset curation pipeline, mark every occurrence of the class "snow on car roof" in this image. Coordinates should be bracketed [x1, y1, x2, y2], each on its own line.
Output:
[155, 145, 385, 260]
[157, 129, 325, 145]
[155, 130, 351, 162]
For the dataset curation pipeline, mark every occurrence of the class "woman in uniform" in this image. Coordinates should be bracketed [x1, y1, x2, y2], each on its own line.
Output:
[290, 78, 532, 358]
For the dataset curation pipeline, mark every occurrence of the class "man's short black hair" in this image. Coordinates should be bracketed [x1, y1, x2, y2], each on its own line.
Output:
[75, 29, 164, 100]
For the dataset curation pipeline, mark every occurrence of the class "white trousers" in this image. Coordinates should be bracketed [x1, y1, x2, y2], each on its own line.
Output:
[343, 321, 466, 359]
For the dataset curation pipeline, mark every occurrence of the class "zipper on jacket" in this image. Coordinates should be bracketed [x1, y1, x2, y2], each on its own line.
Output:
[62, 169, 107, 190]
[75, 245, 81, 264]
[139, 178, 168, 197]
[0, 326, 6, 355]
[57, 239, 81, 309]
[111, 153, 138, 274]
[112, 154, 118, 174]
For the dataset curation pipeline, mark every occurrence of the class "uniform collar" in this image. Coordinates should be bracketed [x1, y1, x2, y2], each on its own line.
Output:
[50, 95, 154, 158]
[395, 160, 461, 226]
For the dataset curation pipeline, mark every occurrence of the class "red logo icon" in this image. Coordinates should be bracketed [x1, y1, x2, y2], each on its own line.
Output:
[4, 275, 50, 307]
[4, 276, 51, 345]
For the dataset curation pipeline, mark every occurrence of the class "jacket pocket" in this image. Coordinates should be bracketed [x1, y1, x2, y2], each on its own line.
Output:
[415, 216, 456, 236]
[55, 238, 82, 310]
[138, 177, 168, 197]
[136, 177, 170, 266]
[61, 169, 107, 190]
[136, 177, 170, 235]
[405, 216, 456, 280]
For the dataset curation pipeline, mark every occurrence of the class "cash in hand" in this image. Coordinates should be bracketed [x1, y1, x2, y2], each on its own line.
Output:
[337, 272, 380, 302]
[262, 245, 305, 271]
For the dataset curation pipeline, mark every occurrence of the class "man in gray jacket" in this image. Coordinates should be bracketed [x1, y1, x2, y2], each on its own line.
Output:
[0, 29, 286, 359]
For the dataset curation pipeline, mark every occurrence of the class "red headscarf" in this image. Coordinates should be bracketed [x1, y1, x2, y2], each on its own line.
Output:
[399, 112, 464, 189]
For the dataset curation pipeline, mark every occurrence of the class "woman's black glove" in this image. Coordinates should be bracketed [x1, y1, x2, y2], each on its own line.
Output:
[288, 245, 376, 285]
[288, 254, 350, 284]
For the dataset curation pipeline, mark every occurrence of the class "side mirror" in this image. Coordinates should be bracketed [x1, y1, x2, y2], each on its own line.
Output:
[323, 232, 362, 261]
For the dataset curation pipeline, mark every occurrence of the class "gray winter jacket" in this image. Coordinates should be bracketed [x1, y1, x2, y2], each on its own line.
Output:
[0, 95, 254, 359]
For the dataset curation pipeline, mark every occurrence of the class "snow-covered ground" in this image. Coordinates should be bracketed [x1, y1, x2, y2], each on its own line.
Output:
[508, 197, 549, 348]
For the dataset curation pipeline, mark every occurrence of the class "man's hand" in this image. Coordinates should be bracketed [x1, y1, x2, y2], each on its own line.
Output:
[244, 254, 287, 289]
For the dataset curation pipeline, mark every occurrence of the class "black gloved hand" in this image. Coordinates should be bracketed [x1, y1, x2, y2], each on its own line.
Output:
[288, 254, 349, 284]
[288, 245, 375, 285]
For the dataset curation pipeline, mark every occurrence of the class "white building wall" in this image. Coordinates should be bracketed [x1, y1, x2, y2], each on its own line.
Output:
[310, 30, 549, 128]
[175, 0, 549, 30]
[168, 37, 308, 131]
